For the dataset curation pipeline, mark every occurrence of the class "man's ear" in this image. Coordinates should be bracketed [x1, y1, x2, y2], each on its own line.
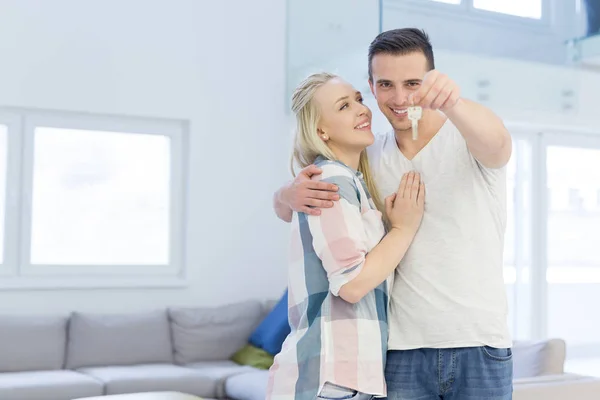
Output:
[368, 79, 376, 97]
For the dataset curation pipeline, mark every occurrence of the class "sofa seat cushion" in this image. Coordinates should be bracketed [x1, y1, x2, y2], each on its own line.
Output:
[184, 361, 256, 398]
[224, 370, 269, 400]
[77, 363, 213, 397]
[514, 372, 598, 386]
[0, 370, 103, 400]
[73, 392, 204, 399]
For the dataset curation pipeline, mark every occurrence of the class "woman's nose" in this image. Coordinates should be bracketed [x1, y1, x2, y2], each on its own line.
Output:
[358, 102, 370, 115]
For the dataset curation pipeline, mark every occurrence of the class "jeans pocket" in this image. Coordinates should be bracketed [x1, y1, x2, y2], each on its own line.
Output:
[481, 346, 513, 362]
[317, 382, 359, 400]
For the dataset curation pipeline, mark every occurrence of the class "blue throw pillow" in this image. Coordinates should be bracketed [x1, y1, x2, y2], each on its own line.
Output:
[249, 290, 290, 356]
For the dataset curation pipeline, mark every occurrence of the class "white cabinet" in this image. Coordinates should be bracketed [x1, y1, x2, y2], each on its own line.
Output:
[435, 51, 488, 105]
[577, 70, 600, 124]
[481, 59, 579, 116]
[436, 50, 582, 120]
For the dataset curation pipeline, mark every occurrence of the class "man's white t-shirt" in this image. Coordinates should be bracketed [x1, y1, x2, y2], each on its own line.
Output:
[367, 119, 512, 350]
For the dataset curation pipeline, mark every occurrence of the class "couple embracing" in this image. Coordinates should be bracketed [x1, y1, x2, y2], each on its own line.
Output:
[267, 28, 513, 400]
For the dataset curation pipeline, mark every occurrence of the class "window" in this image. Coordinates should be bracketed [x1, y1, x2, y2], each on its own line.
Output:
[568, 188, 583, 209]
[0, 110, 187, 288]
[546, 145, 600, 282]
[29, 127, 170, 266]
[545, 141, 600, 357]
[0, 125, 6, 264]
[431, 0, 461, 4]
[416, 0, 546, 21]
[473, 0, 542, 19]
[496, 128, 600, 370]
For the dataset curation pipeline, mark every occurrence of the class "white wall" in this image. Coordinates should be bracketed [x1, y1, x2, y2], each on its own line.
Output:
[0, 0, 290, 314]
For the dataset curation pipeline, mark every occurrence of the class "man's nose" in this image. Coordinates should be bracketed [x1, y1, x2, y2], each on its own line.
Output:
[392, 88, 409, 106]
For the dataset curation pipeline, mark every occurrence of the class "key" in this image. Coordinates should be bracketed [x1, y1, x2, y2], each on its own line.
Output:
[407, 106, 422, 141]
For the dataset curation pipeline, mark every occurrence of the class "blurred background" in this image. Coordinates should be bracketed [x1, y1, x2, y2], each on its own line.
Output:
[0, 0, 599, 381]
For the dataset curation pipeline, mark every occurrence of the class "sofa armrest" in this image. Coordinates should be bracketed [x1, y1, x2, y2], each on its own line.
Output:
[512, 338, 566, 378]
[513, 373, 600, 400]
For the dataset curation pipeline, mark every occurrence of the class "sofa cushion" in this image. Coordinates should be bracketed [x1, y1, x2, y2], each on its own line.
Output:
[0, 370, 103, 400]
[261, 299, 279, 317]
[225, 370, 269, 400]
[512, 339, 566, 379]
[169, 301, 263, 363]
[77, 364, 214, 397]
[66, 310, 173, 369]
[184, 360, 256, 398]
[231, 344, 274, 370]
[249, 290, 289, 355]
[72, 393, 204, 400]
[0, 315, 68, 372]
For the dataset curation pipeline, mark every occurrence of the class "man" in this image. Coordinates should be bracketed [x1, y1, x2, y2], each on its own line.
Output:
[273, 28, 513, 399]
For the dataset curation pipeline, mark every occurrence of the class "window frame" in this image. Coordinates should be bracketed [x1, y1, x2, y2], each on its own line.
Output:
[0, 110, 23, 279]
[385, 0, 552, 32]
[502, 130, 535, 340]
[0, 108, 189, 290]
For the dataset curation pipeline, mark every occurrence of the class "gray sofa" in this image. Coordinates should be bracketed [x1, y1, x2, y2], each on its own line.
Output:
[225, 338, 600, 400]
[0, 300, 271, 400]
[2, 299, 600, 400]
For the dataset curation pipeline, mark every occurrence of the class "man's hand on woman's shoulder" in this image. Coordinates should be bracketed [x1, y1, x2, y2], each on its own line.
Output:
[281, 164, 340, 216]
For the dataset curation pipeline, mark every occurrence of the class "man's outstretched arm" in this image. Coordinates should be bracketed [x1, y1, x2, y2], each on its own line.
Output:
[272, 165, 340, 222]
[413, 70, 512, 169]
[445, 99, 512, 169]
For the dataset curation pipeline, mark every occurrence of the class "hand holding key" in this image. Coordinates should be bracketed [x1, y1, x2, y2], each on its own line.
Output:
[412, 70, 461, 112]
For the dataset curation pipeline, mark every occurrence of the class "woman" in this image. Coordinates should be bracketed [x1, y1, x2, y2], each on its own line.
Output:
[266, 72, 425, 400]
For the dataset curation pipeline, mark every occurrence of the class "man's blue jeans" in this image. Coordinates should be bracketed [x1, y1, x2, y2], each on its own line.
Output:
[384, 347, 513, 399]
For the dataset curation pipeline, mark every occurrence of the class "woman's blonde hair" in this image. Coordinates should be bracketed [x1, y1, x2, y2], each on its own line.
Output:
[290, 72, 385, 216]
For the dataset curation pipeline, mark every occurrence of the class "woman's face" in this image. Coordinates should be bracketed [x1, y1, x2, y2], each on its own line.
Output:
[313, 78, 374, 154]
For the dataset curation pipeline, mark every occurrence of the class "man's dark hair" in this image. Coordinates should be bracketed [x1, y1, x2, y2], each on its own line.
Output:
[368, 28, 434, 81]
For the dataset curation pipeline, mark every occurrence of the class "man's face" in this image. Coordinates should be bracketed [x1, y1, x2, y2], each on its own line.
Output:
[369, 51, 429, 133]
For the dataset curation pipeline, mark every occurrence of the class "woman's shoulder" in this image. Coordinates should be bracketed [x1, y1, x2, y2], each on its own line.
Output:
[313, 158, 357, 181]
[313, 158, 360, 205]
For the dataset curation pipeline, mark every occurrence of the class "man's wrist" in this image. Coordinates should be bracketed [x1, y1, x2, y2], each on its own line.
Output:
[388, 225, 417, 237]
[279, 184, 290, 207]
[275, 182, 292, 209]
[388, 226, 407, 235]
[442, 97, 465, 117]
